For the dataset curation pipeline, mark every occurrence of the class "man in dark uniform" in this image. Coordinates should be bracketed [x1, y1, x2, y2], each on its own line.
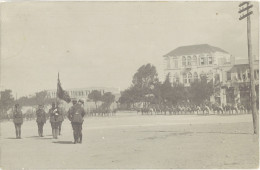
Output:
[13, 104, 23, 139]
[49, 102, 60, 139]
[67, 99, 86, 144]
[36, 104, 47, 137]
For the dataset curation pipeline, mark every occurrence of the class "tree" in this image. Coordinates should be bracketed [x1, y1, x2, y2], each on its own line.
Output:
[88, 90, 102, 109]
[101, 92, 115, 108]
[189, 75, 214, 105]
[171, 83, 189, 105]
[132, 63, 159, 91]
[132, 63, 159, 106]
[0, 90, 15, 116]
[160, 73, 173, 104]
[35, 91, 48, 105]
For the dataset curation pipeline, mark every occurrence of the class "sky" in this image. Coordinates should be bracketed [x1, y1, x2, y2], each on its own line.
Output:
[0, 1, 259, 98]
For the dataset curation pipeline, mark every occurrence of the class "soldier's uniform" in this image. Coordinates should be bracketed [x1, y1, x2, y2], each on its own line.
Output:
[67, 100, 86, 144]
[13, 104, 23, 139]
[36, 105, 46, 137]
[57, 106, 64, 135]
[49, 103, 60, 139]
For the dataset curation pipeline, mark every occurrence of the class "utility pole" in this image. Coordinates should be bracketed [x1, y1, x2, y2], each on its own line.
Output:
[239, 1, 258, 135]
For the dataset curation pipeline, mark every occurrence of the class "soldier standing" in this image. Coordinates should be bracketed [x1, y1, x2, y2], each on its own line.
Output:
[49, 102, 60, 139]
[57, 102, 64, 135]
[36, 104, 47, 137]
[13, 104, 23, 139]
[67, 99, 86, 144]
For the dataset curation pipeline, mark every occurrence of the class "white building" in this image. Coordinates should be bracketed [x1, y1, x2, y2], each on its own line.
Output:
[163, 44, 233, 86]
[46, 87, 120, 100]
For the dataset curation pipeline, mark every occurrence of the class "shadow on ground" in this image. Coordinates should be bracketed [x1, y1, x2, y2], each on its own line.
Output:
[5, 137, 19, 139]
[53, 141, 74, 144]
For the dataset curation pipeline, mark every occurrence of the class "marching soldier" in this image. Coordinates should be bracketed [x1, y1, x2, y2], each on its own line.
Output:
[13, 104, 23, 139]
[57, 102, 64, 135]
[36, 104, 47, 137]
[67, 99, 86, 144]
[49, 102, 60, 139]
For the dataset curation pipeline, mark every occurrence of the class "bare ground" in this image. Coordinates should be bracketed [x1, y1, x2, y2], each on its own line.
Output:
[0, 112, 259, 169]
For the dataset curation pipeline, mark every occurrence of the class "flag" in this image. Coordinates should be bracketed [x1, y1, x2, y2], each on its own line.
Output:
[57, 73, 71, 103]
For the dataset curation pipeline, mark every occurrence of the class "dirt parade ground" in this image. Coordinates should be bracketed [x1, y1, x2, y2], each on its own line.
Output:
[0, 112, 259, 169]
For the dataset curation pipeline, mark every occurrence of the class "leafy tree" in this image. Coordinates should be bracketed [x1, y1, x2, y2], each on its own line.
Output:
[132, 63, 159, 106]
[189, 75, 214, 105]
[172, 83, 189, 105]
[16, 90, 54, 107]
[0, 89, 15, 116]
[132, 63, 159, 92]
[101, 92, 115, 108]
[88, 90, 102, 109]
[160, 73, 173, 104]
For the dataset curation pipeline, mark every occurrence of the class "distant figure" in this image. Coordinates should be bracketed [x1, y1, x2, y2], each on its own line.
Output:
[67, 99, 86, 144]
[36, 104, 47, 137]
[49, 102, 60, 139]
[13, 104, 23, 139]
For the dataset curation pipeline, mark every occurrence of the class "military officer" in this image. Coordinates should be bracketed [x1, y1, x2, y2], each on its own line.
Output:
[13, 104, 23, 139]
[36, 104, 47, 137]
[56, 102, 64, 135]
[67, 99, 86, 144]
[49, 102, 60, 139]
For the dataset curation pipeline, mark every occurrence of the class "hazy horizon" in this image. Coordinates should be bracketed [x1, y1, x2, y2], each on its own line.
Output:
[1, 1, 259, 98]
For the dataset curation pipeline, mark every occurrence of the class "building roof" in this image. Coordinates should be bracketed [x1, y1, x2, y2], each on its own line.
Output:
[164, 44, 229, 57]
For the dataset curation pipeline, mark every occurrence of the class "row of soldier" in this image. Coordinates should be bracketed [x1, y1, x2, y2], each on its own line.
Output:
[136, 102, 253, 115]
[12, 98, 86, 144]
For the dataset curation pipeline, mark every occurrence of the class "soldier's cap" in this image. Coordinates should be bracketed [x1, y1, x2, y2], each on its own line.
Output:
[78, 99, 84, 104]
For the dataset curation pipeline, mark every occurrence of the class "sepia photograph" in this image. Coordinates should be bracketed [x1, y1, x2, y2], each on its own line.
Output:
[0, 1, 259, 169]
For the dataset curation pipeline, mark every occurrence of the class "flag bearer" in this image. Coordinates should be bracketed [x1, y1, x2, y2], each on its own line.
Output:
[49, 102, 60, 139]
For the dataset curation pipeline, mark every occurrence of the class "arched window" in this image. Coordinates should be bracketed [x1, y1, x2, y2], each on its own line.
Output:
[187, 56, 191, 66]
[194, 72, 198, 81]
[192, 56, 197, 65]
[188, 72, 192, 83]
[182, 56, 186, 66]
[183, 73, 187, 84]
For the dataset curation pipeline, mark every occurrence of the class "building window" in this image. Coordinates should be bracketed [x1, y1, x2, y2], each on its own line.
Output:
[188, 72, 192, 83]
[200, 56, 205, 65]
[192, 56, 197, 65]
[182, 56, 186, 66]
[208, 56, 213, 64]
[176, 77, 180, 83]
[167, 58, 170, 69]
[227, 72, 231, 81]
[238, 73, 241, 80]
[187, 56, 191, 66]
[194, 72, 198, 81]
[174, 60, 178, 68]
[175, 73, 179, 83]
[183, 73, 188, 84]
